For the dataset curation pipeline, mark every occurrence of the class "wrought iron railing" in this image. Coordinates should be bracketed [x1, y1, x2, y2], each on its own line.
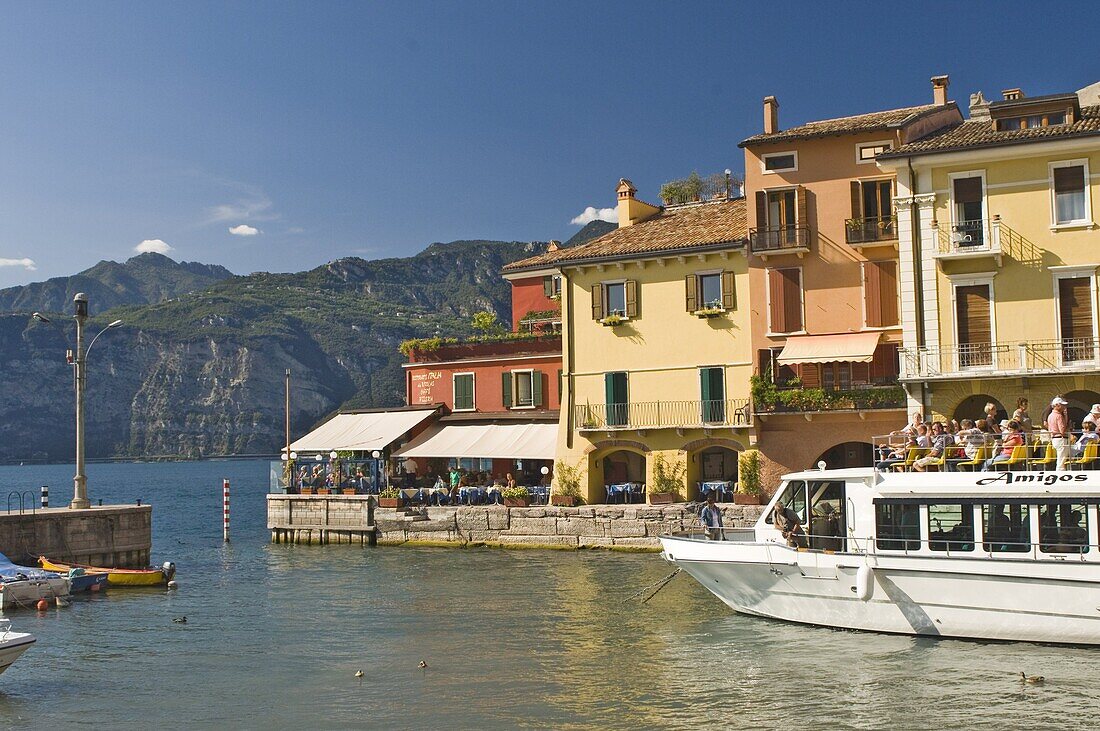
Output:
[749, 225, 811, 253]
[575, 399, 752, 430]
[845, 215, 897, 244]
[934, 218, 1000, 256]
[900, 338, 1100, 379]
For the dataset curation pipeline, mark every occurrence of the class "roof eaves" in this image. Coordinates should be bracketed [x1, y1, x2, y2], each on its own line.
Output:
[879, 126, 1100, 160]
[554, 238, 748, 269]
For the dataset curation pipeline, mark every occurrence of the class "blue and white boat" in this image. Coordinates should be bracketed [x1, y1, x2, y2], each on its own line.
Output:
[0, 553, 70, 611]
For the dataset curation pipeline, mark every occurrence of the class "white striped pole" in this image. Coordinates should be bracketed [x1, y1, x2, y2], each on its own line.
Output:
[41, 485, 48, 509]
[223, 479, 230, 543]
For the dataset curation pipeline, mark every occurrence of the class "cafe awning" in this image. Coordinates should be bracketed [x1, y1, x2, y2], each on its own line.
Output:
[393, 423, 557, 460]
[776, 332, 881, 365]
[285, 408, 438, 454]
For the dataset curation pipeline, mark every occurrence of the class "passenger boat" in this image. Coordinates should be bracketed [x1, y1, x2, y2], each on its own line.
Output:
[0, 554, 70, 611]
[660, 466, 1100, 645]
[0, 620, 35, 675]
[38, 558, 175, 588]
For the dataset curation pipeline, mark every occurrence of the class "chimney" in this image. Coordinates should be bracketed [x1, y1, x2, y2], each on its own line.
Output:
[616, 178, 661, 228]
[1002, 88, 1024, 101]
[546, 240, 560, 252]
[763, 96, 780, 134]
[931, 75, 949, 106]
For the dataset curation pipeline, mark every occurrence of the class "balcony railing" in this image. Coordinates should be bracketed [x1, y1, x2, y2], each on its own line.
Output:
[575, 399, 752, 431]
[900, 338, 1100, 380]
[749, 225, 811, 254]
[933, 218, 1003, 262]
[845, 216, 897, 245]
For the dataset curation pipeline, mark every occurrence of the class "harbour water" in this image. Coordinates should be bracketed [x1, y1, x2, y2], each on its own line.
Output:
[0, 461, 1097, 729]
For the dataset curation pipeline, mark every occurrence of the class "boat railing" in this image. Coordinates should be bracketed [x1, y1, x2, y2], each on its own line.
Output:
[869, 430, 1100, 473]
[848, 532, 1097, 563]
[668, 527, 758, 542]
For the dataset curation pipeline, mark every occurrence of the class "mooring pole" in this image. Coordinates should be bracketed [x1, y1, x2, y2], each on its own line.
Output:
[41, 485, 48, 509]
[223, 478, 230, 542]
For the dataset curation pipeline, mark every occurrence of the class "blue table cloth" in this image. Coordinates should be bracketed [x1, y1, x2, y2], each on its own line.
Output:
[699, 481, 735, 500]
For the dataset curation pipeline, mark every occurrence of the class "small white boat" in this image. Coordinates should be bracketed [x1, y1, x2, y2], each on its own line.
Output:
[660, 466, 1100, 645]
[0, 554, 70, 612]
[0, 619, 35, 675]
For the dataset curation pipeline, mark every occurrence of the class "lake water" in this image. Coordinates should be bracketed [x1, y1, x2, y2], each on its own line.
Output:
[0, 461, 1097, 729]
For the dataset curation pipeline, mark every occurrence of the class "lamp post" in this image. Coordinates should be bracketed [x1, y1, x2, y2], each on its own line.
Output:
[33, 295, 122, 509]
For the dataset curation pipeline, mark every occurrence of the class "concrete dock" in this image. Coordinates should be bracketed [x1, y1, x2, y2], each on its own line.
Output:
[0, 504, 152, 567]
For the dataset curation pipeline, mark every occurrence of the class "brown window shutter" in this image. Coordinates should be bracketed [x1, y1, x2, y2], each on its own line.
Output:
[878, 260, 899, 327]
[953, 176, 983, 204]
[850, 181, 862, 218]
[685, 274, 698, 312]
[851, 361, 870, 385]
[721, 270, 736, 310]
[625, 279, 638, 318]
[956, 285, 991, 345]
[783, 268, 802, 332]
[869, 343, 900, 382]
[591, 284, 604, 320]
[768, 269, 785, 332]
[1059, 277, 1093, 340]
[864, 263, 882, 328]
[796, 186, 808, 229]
[799, 363, 821, 388]
[1054, 166, 1085, 193]
[755, 191, 768, 227]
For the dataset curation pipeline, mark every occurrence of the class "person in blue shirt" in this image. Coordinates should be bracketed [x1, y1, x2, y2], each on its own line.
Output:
[699, 492, 724, 540]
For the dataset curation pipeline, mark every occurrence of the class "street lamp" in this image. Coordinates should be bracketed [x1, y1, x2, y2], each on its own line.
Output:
[34, 296, 123, 509]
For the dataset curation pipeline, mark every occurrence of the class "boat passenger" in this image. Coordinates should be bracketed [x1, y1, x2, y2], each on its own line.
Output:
[699, 492, 723, 540]
[876, 434, 916, 471]
[1073, 421, 1099, 457]
[982, 402, 999, 432]
[1084, 404, 1100, 430]
[914, 423, 931, 448]
[1012, 397, 1033, 434]
[772, 503, 807, 548]
[913, 422, 949, 472]
[981, 420, 1023, 471]
[1047, 397, 1071, 470]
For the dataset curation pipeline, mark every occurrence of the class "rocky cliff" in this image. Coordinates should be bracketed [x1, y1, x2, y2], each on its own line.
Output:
[0, 239, 541, 461]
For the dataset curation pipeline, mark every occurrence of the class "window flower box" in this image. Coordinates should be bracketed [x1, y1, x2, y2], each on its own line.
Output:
[600, 314, 628, 327]
[693, 307, 725, 319]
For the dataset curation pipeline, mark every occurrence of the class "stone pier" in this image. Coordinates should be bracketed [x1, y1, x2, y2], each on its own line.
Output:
[266, 494, 764, 550]
[0, 504, 152, 567]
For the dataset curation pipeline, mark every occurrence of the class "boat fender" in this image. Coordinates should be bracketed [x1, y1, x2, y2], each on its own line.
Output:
[855, 564, 874, 602]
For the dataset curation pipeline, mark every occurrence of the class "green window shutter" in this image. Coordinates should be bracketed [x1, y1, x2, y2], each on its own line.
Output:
[502, 372, 512, 408]
[557, 368, 563, 403]
[532, 370, 543, 408]
[700, 368, 712, 403]
[591, 284, 604, 320]
[625, 280, 638, 318]
[543, 276, 553, 297]
[721, 270, 736, 310]
[685, 274, 698, 311]
[604, 372, 615, 405]
[454, 374, 473, 410]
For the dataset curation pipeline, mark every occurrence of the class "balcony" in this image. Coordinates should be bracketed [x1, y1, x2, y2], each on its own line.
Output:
[575, 399, 752, 431]
[749, 225, 811, 258]
[753, 384, 906, 415]
[899, 338, 1100, 381]
[932, 218, 1003, 265]
[845, 216, 897, 248]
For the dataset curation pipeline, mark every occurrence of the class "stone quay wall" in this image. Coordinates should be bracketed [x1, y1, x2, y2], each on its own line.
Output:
[0, 504, 152, 567]
[376, 504, 766, 550]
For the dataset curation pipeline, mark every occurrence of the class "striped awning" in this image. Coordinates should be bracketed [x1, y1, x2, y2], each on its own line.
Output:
[285, 408, 438, 454]
[393, 423, 557, 460]
[777, 332, 882, 365]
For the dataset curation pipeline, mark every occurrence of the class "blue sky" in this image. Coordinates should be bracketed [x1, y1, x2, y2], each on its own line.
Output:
[0, 1, 1097, 288]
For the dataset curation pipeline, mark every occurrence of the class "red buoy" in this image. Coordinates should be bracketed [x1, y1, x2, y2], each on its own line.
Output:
[36, 599, 49, 611]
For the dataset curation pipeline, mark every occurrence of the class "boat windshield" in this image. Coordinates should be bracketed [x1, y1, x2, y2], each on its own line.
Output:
[766, 479, 846, 551]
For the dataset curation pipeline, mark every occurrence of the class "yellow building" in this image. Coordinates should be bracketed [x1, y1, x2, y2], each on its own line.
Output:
[878, 83, 1100, 425]
[503, 180, 751, 503]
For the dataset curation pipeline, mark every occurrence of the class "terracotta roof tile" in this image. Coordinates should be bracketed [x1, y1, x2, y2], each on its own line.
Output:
[880, 105, 1100, 157]
[740, 103, 948, 146]
[503, 198, 746, 272]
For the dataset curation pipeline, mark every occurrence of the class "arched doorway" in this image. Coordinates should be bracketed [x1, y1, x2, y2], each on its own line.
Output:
[953, 394, 1006, 425]
[1063, 390, 1100, 429]
[688, 446, 739, 500]
[815, 442, 873, 469]
[593, 448, 646, 503]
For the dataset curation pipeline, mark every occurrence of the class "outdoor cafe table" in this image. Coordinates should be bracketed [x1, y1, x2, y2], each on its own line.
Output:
[607, 482, 642, 503]
[698, 481, 735, 501]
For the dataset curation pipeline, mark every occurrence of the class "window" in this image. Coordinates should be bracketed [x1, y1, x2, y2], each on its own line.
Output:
[767, 267, 803, 333]
[876, 503, 920, 551]
[954, 282, 993, 368]
[997, 112, 1066, 131]
[928, 503, 974, 552]
[542, 275, 562, 299]
[699, 273, 722, 308]
[503, 370, 542, 409]
[982, 503, 1030, 553]
[604, 371, 628, 427]
[758, 348, 796, 385]
[1039, 503, 1090, 554]
[951, 174, 985, 246]
[1057, 274, 1095, 362]
[699, 367, 725, 423]
[857, 141, 892, 163]
[762, 152, 797, 173]
[766, 480, 807, 525]
[685, 271, 736, 312]
[864, 260, 899, 328]
[453, 373, 475, 411]
[590, 280, 638, 320]
[1051, 161, 1089, 225]
[807, 481, 845, 551]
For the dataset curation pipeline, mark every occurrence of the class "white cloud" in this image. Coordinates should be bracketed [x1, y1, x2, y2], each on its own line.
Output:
[570, 206, 617, 225]
[134, 239, 174, 255]
[228, 224, 260, 236]
[205, 192, 275, 224]
[0, 257, 36, 270]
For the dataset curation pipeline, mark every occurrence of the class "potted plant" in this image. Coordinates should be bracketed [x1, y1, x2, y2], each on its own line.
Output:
[550, 460, 584, 507]
[600, 313, 627, 327]
[378, 486, 403, 508]
[649, 453, 685, 505]
[693, 300, 725, 318]
[736, 449, 764, 505]
[502, 486, 531, 508]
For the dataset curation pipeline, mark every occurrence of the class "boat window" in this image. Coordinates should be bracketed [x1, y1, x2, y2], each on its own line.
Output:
[808, 480, 845, 551]
[982, 504, 1031, 553]
[875, 503, 920, 551]
[928, 503, 974, 552]
[765, 480, 806, 525]
[1039, 503, 1090, 554]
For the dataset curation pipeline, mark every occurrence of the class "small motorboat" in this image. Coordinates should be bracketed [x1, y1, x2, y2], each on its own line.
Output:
[38, 558, 175, 588]
[65, 570, 109, 594]
[0, 554, 70, 611]
[0, 620, 35, 675]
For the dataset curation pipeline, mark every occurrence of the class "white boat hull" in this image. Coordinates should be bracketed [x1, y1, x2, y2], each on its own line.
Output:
[0, 577, 71, 611]
[661, 537, 1100, 645]
[0, 632, 35, 675]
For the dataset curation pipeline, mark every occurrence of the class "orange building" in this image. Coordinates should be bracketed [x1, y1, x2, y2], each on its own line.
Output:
[740, 77, 962, 480]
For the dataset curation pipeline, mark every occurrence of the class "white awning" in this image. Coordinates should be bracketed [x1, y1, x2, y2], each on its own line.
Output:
[393, 423, 557, 460]
[776, 332, 882, 365]
[285, 409, 437, 453]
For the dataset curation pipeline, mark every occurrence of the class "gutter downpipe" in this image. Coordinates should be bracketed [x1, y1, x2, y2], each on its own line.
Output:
[907, 156, 930, 416]
[563, 267, 574, 451]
